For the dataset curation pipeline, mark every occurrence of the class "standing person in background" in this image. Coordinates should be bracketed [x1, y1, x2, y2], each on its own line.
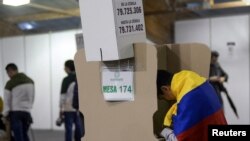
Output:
[3, 63, 34, 141]
[209, 51, 238, 117]
[60, 60, 82, 141]
[209, 51, 228, 107]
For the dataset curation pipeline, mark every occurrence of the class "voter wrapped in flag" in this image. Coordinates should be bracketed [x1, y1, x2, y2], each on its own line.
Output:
[157, 70, 227, 141]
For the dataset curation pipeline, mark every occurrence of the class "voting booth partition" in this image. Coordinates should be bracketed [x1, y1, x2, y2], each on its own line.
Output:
[74, 43, 210, 141]
[154, 43, 211, 137]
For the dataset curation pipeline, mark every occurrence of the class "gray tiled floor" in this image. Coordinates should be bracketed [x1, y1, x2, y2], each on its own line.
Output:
[29, 130, 64, 141]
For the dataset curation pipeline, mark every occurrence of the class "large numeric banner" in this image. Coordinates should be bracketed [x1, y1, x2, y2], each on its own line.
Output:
[114, 0, 145, 36]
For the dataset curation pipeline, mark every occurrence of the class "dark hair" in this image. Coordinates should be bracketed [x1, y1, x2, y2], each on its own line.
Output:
[157, 70, 173, 96]
[5, 63, 18, 71]
[65, 60, 75, 72]
[211, 51, 219, 57]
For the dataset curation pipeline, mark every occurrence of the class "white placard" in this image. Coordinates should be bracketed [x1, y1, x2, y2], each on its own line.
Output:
[79, 0, 146, 61]
[102, 70, 134, 101]
[114, 0, 145, 36]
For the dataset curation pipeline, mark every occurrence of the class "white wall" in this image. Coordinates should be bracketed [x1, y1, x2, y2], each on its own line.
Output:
[175, 18, 211, 47]
[2, 36, 26, 83]
[25, 34, 51, 129]
[0, 29, 79, 129]
[211, 15, 250, 124]
[175, 15, 250, 124]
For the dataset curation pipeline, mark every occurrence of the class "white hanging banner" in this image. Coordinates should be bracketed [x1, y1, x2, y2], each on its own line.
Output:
[102, 70, 134, 101]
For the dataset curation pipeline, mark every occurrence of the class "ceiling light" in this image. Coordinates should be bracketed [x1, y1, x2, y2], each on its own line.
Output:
[244, 0, 250, 5]
[3, 0, 30, 6]
[17, 22, 37, 30]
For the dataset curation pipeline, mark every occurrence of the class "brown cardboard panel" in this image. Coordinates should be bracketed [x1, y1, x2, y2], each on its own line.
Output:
[74, 43, 158, 141]
[156, 44, 168, 70]
[157, 43, 211, 78]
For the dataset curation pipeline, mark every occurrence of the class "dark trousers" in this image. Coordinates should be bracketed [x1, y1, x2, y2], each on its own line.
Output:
[9, 111, 32, 141]
[64, 112, 82, 141]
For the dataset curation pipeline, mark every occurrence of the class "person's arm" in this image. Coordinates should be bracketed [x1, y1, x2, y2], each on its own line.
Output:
[60, 94, 66, 112]
[27, 84, 35, 108]
[160, 127, 177, 141]
[219, 66, 228, 82]
[64, 82, 75, 111]
[60, 77, 70, 112]
[209, 76, 220, 82]
[3, 90, 10, 117]
[209, 65, 220, 82]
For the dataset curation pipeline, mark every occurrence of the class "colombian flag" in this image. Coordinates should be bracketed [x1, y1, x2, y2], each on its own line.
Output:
[164, 70, 227, 141]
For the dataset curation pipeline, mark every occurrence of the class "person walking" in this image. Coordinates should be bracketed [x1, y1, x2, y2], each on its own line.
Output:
[3, 63, 34, 141]
[59, 60, 82, 141]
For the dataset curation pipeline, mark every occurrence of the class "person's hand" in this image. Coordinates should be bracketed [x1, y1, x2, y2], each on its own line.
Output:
[59, 107, 64, 113]
[1, 115, 9, 124]
[209, 76, 220, 82]
[160, 127, 174, 139]
[59, 110, 64, 117]
[160, 127, 177, 141]
[219, 77, 226, 83]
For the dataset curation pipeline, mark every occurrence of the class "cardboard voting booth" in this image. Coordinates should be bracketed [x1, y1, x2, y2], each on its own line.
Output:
[153, 43, 211, 137]
[74, 43, 211, 141]
[157, 43, 211, 78]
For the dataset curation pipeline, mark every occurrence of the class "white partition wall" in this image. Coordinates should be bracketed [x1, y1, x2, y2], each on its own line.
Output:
[175, 15, 250, 124]
[50, 30, 77, 129]
[211, 15, 250, 124]
[175, 18, 211, 47]
[0, 29, 78, 130]
[25, 34, 51, 129]
[2, 36, 26, 84]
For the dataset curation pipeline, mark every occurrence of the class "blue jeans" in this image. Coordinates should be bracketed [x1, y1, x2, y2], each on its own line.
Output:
[9, 111, 32, 141]
[64, 112, 82, 141]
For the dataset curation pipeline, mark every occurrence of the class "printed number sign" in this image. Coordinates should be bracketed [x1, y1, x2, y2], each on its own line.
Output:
[115, 0, 145, 36]
[102, 70, 134, 101]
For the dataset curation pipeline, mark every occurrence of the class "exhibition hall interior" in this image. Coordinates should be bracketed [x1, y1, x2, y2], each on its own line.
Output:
[0, 0, 249, 141]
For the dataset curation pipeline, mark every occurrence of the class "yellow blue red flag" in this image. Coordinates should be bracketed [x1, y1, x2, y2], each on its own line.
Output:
[164, 71, 227, 141]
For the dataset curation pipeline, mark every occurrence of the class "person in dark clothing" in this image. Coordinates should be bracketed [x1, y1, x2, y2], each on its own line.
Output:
[59, 60, 82, 141]
[209, 51, 228, 107]
[209, 51, 239, 117]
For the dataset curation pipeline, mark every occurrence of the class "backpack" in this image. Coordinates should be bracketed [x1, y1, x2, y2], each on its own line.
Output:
[78, 111, 85, 137]
[73, 81, 85, 138]
[72, 81, 79, 110]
